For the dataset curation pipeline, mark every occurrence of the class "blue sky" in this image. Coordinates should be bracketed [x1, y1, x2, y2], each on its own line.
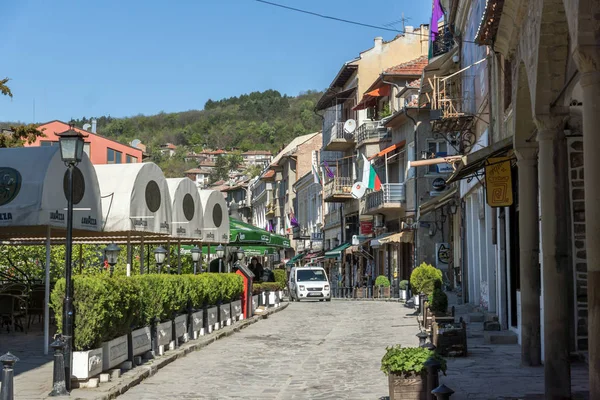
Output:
[1, 0, 431, 123]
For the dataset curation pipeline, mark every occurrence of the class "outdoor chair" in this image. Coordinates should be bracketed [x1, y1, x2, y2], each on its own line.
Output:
[0, 294, 26, 333]
[27, 289, 45, 329]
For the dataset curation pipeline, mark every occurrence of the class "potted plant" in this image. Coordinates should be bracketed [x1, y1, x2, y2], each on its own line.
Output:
[381, 346, 447, 400]
[428, 281, 449, 317]
[399, 280, 409, 301]
[375, 275, 391, 298]
[410, 263, 442, 298]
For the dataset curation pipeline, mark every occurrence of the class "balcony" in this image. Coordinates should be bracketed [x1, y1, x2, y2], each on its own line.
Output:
[324, 177, 353, 203]
[363, 183, 405, 215]
[356, 121, 390, 147]
[324, 121, 355, 151]
[265, 201, 276, 217]
[431, 24, 455, 58]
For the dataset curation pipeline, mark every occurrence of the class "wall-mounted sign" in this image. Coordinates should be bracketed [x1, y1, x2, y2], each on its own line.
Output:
[432, 178, 446, 191]
[360, 221, 373, 236]
[436, 243, 450, 270]
[436, 152, 454, 174]
[311, 232, 323, 241]
[485, 157, 513, 207]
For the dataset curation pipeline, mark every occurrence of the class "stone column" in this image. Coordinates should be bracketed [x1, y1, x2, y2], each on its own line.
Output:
[536, 117, 571, 399]
[575, 47, 600, 399]
[515, 147, 541, 366]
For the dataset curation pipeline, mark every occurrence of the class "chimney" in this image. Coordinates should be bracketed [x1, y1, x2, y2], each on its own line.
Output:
[405, 26, 414, 33]
[374, 37, 383, 50]
[91, 118, 97, 134]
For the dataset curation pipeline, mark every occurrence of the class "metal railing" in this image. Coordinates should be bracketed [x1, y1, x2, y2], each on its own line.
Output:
[330, 285, 394, 299]
[356, 121, 388, 145]
[431, 24, 455, 58]
[365, 183, 405, 210]
[325, 121, 354, 142]
[324, 177, 353, 199]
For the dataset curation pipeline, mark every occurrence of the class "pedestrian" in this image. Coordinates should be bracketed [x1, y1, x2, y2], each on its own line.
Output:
[249, 257, 264, 281]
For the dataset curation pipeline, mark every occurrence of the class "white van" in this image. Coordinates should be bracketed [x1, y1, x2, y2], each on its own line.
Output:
[289, 266, 331, 302]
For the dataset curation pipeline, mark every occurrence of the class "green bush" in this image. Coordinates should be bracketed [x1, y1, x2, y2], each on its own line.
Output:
[399, 280, 409, 290]
[375, 275, 391, 287]
[381, 345, 447, 377]
[50, 273, 243, 351]
[252, 283, 263, 295]
[261, 282, 283, 292]
[273, 269, 287, 288]
[410, 263, 442, 296]
[428, 288, 448, 314]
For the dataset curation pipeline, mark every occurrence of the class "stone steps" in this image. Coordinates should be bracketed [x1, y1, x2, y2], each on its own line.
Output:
[484, 330, 519, 345]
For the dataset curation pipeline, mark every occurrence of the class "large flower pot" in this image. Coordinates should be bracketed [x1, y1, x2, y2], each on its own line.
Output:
[207, 306, 218, 332]
[72, 348, 103, 380]
[270, 291, 279, 307]
[219, 303, 231, 328]
[102, 334, 128, 371]
[191, 309, 205, 338]
[130, 326, 152, 357]
[174, 314, 188, 342]
[279, 290, 284, 300]
[156, 320, 173, 348]
[388, 373, 427, 400]
[231, 300, 242, 321]
[399, 289, 408, 301]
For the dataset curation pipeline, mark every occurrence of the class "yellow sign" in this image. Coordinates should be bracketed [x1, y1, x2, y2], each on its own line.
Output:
[485, 157, 513, 207]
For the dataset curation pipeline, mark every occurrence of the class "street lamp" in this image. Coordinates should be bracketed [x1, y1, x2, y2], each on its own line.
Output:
[448, 200, 458, 215]
[215, 244, 225, 273]
[154, 246, 168, 273]
[191, 245, 202, 274]
[57, 124, 87, 392]
[104, 243, 121, 277]
[236, 247, 245, 263]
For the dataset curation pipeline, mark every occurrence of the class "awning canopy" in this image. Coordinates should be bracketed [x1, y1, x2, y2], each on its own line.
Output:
[229, 218, 290, 248]
[446, 137, 513, 184]
[370, 233, 392, 247]
[420, 188, 458, 216]
[199, 190, 230, 244]
[167, 178, 203, 240]
[324, 242, 351, 259]
[181, 244, 277, 257]
[353, 85, 391, 111]
[378, 231, 414, 244]
[94, 162, 172, 236]
[0, 146, 102, 238]
[286, 253, 304, 266]
[369, 140, 407, 161]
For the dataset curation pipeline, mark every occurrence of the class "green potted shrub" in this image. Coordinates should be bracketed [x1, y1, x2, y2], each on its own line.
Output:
[428, 281, 449, 317]
[381, 345, 447, 400]
[399, 280, 409, 301]
[375, 275, 391, 298]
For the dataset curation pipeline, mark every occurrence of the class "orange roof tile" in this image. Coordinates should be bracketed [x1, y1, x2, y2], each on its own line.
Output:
[384, 56, 428, 76]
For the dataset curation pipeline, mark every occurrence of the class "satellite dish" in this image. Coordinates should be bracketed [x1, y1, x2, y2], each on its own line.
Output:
[343, 119, 357, 134]
[351, 181, 367, 199]
[131, 139, 142, 148]
[83, 123, 91, 131]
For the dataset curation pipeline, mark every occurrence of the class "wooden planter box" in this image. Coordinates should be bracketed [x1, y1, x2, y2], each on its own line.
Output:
[72, 348, 103, 380]
[388, 372, 427, 400]
[432, 320, 467, 357]
[102, 334, 128, 371]
[375, 286, 391, 298]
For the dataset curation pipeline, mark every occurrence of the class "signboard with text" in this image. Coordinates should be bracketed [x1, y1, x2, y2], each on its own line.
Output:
[485, 157, 513, 207]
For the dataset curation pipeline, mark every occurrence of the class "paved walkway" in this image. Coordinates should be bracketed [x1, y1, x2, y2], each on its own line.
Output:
[118, 301, 419, 400]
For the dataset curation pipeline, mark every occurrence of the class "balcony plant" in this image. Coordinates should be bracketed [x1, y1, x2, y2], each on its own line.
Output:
[381, 345, 447, 400]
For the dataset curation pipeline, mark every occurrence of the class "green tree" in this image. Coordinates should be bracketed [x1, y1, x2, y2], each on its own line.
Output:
[0, 77, 12, 98]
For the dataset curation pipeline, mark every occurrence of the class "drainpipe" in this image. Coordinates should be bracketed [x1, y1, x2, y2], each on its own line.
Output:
[404, 107, 419, 269]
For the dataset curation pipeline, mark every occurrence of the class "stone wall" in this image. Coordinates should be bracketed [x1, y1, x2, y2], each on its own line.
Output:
[567, 136, 587, 351]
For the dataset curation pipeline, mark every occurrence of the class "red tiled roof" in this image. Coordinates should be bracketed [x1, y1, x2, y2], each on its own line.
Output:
[242, 150, 272, 156]
[262, 170, 275, 179]
[384, 56, 428, 76]
[198, 160, 216, 167]
[408, 79, 421, 88]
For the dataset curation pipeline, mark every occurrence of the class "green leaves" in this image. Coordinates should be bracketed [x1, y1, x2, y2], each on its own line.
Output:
[375, 275, 391, 287]
[380, 346, 447, 377]
[410, 262, 443, 296]
[273, 269, 287, 289]
[50, 273, 244, 351]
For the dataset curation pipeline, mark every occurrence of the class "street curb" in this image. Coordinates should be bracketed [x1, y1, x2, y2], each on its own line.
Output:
[64, 304, 289, 400]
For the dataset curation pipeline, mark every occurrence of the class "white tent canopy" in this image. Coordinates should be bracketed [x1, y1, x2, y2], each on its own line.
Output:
[199, 190, 229, 244]
[94, 163, 172, 237]
[0, 146, 102, 237]
[167, 178, 203, 240]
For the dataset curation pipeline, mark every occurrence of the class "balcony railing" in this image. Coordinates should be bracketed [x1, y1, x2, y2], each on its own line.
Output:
[431, 24, 455, 58]
[324, 176, 353, 202]
[365, 183, 405, 211]
[324, 121, 355, 151]
[356, 121, 389, 145]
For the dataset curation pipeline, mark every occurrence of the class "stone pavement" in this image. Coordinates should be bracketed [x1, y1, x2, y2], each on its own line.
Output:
[118, 301, 419, 400]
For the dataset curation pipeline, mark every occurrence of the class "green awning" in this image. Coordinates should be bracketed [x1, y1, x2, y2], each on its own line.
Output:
[286, 253, 304, 266]
[324, 243, 351, 259]
[229, 217, 291, 248]
[181, 244, 278, 257]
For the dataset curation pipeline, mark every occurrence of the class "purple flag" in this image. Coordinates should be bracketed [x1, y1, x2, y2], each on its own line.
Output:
[430, 0, 444, 42]
[290, 213, 299, 227]
[322, 161, 335, 179]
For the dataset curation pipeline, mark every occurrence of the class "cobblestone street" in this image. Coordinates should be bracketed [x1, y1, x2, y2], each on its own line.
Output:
[118, 301, 418, 400]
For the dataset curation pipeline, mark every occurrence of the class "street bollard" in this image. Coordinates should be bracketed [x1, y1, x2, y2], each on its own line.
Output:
[0, 352, 19, 400]
[424, 357, 442, 400]
[416, 331, 428, 347]
[431, 384, 454, 399]
[48, 337, 68, 396]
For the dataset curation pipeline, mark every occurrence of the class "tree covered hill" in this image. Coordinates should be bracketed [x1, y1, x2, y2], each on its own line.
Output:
[74, 89, 324, 155]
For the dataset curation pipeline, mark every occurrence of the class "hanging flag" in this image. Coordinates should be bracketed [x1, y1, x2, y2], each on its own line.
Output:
[362, 154, 382, 191]
[312, 162, 322, 185]
[322, 161, 335, 179]
[290, 211, 299, 227]
[430, 0, 444, 42]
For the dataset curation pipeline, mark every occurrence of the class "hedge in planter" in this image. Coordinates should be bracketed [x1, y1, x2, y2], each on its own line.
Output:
[375, 275, 391, 287]
[273, 269, 287, 288]
[410, 263, 442, 297]
[428, 281, 448, 315]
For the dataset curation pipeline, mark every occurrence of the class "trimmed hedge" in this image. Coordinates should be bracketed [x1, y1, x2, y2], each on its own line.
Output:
[252, 281, 284, 295]
[273, 269, 287, 288]
[375, 275, 391, 287]
[410, 262, 442, 296]
[50, 273, 243, 351]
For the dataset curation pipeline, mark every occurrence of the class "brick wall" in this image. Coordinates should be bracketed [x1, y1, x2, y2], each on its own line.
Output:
[567, 136, 587, 351]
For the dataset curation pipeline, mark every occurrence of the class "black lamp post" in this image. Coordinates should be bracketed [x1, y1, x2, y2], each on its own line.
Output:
[215, 244, 225, 273]
[57, 124, 86, 392]
[104, 243, 121, 277]
[154, 246, 167, 273]
[191, 245, 202, 274]
[235, 247, 245, 271]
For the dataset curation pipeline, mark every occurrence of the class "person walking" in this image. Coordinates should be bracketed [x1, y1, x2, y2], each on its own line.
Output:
[249, 257, 264, 282]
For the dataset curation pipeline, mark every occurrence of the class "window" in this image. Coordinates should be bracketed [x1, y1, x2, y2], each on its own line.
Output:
[427, 140, 448, 174]
[126, 155, 138, 163]
[107, 148, 122, 164]
[296, 269, 327, 282]
[83, 143, 91, 159]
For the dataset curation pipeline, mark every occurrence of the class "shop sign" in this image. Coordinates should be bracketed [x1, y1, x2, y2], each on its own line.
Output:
[485, 157, 513, 207]
[360, 221, 373, 236]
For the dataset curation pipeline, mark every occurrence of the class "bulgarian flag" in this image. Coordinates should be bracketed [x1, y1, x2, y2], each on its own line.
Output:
[362, 154, 382, 191]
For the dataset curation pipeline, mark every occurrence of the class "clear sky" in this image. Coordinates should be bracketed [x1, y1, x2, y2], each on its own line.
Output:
[1, 0, 431, 123]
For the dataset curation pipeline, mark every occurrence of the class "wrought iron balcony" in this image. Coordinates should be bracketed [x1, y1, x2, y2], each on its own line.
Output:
[431, 24, 455, 58]
[356, 121, 389, 146]
[324, 121, 355, 151]
[324, 176, 353, 203]
[364, 183, 405, 214]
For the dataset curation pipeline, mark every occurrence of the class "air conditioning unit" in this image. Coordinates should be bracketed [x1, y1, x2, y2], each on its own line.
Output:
[374, 214, 384, 227]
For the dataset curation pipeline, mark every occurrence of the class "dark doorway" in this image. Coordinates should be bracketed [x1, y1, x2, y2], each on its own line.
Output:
[509, 164, 520, 327]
